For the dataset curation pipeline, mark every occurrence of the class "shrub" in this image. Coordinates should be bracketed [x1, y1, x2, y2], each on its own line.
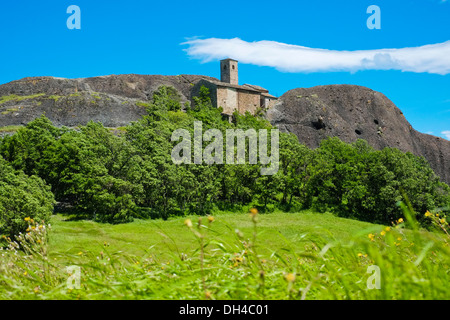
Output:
[0, 156, 55, 238]
[305, 138, 450, 225]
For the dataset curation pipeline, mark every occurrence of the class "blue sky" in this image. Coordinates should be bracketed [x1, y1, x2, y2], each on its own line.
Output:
[0, 0, 449, 138]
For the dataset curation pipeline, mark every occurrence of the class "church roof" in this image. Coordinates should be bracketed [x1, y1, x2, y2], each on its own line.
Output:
[206, 79, 262, 93]
[203, 79, 277, 98]
[261, 92, 277, 99]
[242, 84, 269, 93]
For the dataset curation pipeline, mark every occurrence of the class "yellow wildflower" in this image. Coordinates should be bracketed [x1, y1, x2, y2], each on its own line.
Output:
[425, 211, 432, 217]
[184, 219, 193, 228]
[250, 208, 258, 215]
[439, 218, 446, 224]
[368, 233, 375, 241]
[24, 217, 31, 222]
[380, 230, 386, 236]
[397, 218, 404, 223]
[285, 273, 296, 283]
[207, 215, 215, 223]
[384, 227, 391, 232]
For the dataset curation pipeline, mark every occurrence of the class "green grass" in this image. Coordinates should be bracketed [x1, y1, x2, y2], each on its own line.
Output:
[1, 107, 20, 115]
[0, 125, 24, 133]
[1, 209, 449, 300]
[136, 101, 151, 108]
[47, 95, 62, 102]
[90, 92, 101, 100]
[49, 211, 377, 258]
[0, 93, 45, 105]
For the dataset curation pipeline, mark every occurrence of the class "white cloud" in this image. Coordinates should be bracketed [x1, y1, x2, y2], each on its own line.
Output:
[183, 38, 450, 75]
[442, 131, 450, 140]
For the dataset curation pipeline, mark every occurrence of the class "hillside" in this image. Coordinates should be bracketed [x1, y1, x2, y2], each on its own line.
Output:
[267, 85, 450, 185]
[0, 74, 215, 128]
[0, 75, 449, 184]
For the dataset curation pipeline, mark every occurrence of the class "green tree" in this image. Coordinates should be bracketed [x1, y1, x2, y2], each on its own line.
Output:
[0, 156, 55, 238]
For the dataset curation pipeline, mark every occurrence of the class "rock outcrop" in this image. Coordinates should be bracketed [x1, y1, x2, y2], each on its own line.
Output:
[0, 74, 215, 127]
[267, 85, 450, 185]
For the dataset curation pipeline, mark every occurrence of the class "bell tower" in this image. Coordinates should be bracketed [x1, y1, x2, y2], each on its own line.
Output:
[220, 58, 238, 85]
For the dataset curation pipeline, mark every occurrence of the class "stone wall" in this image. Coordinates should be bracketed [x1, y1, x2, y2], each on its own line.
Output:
[238, 90, 260, 115]
[262, 96, 278, 109]
[217, 87, 238, 115]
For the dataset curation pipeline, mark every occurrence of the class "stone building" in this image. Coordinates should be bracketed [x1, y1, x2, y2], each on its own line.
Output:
[192, 59, 277, 116]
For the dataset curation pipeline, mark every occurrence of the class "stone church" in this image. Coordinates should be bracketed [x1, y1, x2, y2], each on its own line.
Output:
[192, 59, 278, 116]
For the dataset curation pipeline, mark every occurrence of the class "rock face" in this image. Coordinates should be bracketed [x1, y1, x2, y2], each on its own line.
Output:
[0, 74, 216, 127]
[267, 85, 450, 185]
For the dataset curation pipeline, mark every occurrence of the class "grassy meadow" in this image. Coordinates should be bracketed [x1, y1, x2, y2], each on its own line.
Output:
[1, 90, 449, 301]
[1, 208, 449, 300]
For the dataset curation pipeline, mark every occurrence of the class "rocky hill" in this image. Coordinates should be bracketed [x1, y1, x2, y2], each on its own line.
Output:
[0, 75, 449, 185]
[266, 85, 450, 185]
[0, 74, 215, 128]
